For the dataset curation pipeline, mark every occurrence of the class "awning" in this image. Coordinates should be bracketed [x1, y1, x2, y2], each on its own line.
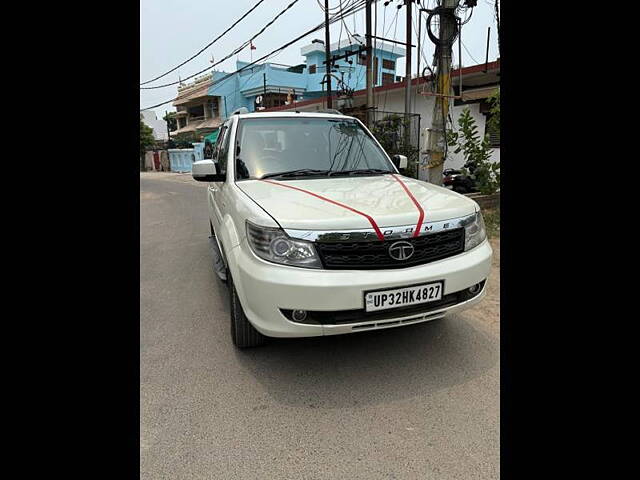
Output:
[196, 118, 222, 131]
[173, 86, 213, 106]
[461, 86, 498, 101]
[204, 128, 220, 143]
[171, 121, 203, 135]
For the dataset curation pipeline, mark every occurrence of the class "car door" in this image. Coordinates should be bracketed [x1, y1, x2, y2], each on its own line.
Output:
[208, 120, 232, 232]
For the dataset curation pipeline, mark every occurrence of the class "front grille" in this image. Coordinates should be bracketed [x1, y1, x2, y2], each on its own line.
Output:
[315, 228, 465, 270]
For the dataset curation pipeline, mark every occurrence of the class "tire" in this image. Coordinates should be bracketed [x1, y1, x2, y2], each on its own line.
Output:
[229, 275, 267, 348]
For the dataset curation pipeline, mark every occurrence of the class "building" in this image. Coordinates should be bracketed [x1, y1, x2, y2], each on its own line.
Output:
[263, 59, 501, 171]
[140, 110, 169, 141]
[170, 34, 406, 140]
[170, 74, 222, 140]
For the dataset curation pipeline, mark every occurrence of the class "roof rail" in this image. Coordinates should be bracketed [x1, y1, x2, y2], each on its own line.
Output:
[316, 109, 343, 115]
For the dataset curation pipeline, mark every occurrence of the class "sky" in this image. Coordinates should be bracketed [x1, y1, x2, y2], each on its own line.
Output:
[140, 0, 499, 119]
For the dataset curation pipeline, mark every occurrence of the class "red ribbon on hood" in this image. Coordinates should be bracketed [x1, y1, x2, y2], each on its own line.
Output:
[260, 175, 425, 241]
[260, 179, 385, 240]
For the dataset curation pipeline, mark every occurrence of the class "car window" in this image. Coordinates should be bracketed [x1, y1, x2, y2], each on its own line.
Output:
[235, 117, 393, 180]
[213, 126, 226, 159]
[215, 121, 232, 176]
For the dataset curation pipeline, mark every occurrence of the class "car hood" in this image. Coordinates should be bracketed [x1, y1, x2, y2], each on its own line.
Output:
[236, 175, 478, 231]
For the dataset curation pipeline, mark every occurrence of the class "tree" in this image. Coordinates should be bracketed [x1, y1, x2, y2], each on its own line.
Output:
[486, 88, 500, 134]
[446, 108, 500, 195]
[140, 120, 155, 170]
[163, 112, 177, 132]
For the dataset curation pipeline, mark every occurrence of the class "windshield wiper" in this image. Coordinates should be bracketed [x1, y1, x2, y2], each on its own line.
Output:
[328, 168, 393, 176]
[260, 169, 331, 179]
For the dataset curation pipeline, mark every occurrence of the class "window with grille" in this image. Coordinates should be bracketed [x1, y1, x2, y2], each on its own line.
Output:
[262, 93, 289, 109]
[382, 72, 395, 85]
[382, 59, 395, 70]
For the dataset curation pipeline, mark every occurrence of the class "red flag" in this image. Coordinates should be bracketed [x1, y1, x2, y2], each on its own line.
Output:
[250, 41, 256, 50]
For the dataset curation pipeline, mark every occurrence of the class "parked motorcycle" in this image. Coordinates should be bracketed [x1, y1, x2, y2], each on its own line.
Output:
[443, 163, 478, 194]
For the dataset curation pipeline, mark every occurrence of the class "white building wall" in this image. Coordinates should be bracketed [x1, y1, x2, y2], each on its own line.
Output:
[141, 110, 169, 141]
[274, 83, 500, 172]
[378, 88, 500, 170]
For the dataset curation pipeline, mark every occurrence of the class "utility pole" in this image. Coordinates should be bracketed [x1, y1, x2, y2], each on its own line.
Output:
[324, 0, 333, 109]
[416, 6, 421, 109]
[483, 27, 491, 72]
[495, 0, 500, 57]
[365, 0, 373, 126]
[422, 0, 458, 185]
[404, 0, 412, 147]
[165, 110, 171, 143]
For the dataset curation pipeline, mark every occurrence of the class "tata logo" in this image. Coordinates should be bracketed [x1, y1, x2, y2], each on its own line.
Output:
[388, 241, 415, 261]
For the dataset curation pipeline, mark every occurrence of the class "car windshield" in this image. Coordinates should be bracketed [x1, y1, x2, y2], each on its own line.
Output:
[234, 117, 394, 180]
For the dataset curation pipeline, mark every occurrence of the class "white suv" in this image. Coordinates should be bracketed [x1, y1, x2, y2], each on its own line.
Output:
[192, 111, 492, 348]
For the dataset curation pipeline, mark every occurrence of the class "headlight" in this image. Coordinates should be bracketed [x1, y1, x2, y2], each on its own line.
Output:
[246, 221, 322, 269]
[464, 212, 487, 251]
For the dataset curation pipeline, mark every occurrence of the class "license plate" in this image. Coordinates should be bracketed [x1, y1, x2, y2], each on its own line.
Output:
[364, 282, 444, 312]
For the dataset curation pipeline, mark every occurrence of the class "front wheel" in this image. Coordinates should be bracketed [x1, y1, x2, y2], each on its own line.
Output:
[229, 275, 267, 348]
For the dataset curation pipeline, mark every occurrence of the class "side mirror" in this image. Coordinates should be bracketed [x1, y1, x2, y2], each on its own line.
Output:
[192, 160, 225, 182]
[391, 154, 408, 172]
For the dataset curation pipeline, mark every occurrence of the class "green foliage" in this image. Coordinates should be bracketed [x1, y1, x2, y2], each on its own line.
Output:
[140, 120, 155, 156]
[447, 108, 500, 195]
[486, 88, 500, 133]
[371, 114, 419, 177]
[171, 138, 194, 149]
[485, 89, 500, 142]
[163, 112, 177, 131]
[483, 207, 500, 238]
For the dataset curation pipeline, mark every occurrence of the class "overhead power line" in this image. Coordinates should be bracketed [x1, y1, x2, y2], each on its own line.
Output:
[141, 0, 302, 90]
[460, 38, 480, 64]
[140, 0, 368, 111]
[140, 0, 267, 86]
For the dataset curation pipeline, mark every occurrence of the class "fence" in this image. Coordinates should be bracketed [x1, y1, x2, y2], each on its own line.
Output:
[368, 110, 421, 178]
[168, 142, 204, 173]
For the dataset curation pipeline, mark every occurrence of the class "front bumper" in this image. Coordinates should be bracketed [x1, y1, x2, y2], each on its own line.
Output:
[230, 237, 493, 338]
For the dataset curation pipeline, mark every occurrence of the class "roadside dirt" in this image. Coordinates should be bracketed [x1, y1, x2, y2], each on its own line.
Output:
[465, 237, 500, 333]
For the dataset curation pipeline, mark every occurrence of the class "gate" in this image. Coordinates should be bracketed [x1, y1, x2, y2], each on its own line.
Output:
[369, 110, 421, 178]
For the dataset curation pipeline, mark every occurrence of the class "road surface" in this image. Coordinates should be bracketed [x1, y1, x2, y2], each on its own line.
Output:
[140, 172, 500, 479]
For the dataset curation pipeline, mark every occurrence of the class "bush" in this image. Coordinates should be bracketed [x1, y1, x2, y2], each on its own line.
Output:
[140, 120, 155, 156]
[483, 207, 500, 238]
[447, 108, 500, 195]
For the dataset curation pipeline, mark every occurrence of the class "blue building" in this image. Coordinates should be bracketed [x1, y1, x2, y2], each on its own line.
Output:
[170, 34, 405, 139]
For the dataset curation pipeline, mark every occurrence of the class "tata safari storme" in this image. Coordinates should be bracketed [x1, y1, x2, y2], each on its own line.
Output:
[192, 110, 492, 348]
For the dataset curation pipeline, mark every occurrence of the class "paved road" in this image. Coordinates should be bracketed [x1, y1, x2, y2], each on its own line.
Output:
[140, 173, 499, 480]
